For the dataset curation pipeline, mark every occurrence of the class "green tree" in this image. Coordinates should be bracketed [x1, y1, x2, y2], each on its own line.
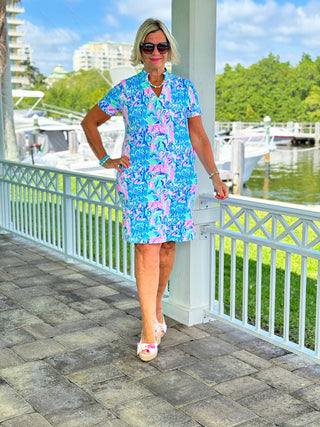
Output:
[245, 104, 259, 121]
[215, 52, 320, 123]
[301, 85, 320, 121]
[44, 69, 112, 115]
[21, 59, 46, 88]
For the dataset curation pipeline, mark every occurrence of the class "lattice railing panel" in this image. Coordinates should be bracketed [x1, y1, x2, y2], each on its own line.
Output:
[220, 204, 320, 253]
[200, 194, 320, 361]
[2, 163, 60, 192]
[0, 161, 134, 281]
[75, 177, 119, 206]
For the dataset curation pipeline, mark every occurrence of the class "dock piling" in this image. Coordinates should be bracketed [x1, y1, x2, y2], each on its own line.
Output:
[231, 139, 244, 195]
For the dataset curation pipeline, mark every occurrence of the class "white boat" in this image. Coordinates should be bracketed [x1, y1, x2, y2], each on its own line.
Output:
[214, 134, 269, 184]
[13, 93, 124, 177]
[231, 125, 294, 146]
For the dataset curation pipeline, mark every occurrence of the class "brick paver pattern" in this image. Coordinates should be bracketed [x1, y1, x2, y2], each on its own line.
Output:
[1, 233, 320, 426]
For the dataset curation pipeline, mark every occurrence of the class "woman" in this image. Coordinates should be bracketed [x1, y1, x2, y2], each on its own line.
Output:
[81, 18, 229, 362]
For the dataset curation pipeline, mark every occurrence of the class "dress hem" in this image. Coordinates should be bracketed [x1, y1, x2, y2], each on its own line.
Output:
[123, 235, 196, 244]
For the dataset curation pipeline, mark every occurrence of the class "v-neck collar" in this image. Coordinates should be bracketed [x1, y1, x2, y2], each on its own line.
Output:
[141, 68, 170, 86]
[140, 69, 170, 99]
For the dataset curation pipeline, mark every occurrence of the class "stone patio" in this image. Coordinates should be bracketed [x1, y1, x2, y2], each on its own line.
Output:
[1, 232, 320, 426]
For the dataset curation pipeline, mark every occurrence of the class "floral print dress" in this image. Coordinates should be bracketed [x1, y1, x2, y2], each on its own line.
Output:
[98, 69, 202, 244]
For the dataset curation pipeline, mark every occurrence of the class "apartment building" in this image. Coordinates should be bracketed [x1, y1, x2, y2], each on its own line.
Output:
[73, 41, 133, 72]
[6, 0, 31, 88]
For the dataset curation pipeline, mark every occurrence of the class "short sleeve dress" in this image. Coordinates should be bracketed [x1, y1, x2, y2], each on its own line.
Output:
[98, 69, 202, 244]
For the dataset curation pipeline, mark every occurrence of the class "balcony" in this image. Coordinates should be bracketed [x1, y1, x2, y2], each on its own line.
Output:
[10, 75, 29, 86]
[8, 41, 27, 49]
[8, 29, 25, 37]
[7, 17, 25, 26]
[14, 52, 29, 61]
[10, 64, 27, 72]
[6, 5, 25, 13]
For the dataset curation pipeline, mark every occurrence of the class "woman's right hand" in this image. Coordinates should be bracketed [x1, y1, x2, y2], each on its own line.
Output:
[103, 156, 130, 173]
[212, 175, 229, 199]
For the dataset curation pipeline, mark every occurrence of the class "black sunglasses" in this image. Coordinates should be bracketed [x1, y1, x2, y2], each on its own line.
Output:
[140, 42, 170, 54]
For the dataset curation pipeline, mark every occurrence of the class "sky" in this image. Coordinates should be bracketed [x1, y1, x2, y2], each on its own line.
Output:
[20, 0, 320, 76]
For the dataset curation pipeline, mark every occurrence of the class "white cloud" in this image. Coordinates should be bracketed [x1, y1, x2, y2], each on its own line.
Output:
[93, 31, 136, 44]
[229, 23, 266, 38]
[220, 38, 260, 54]
[104, 14, 121, 28]
[23, 21, 81, 75]
[216, 0, 320, 72]
[218, 0, 277, 25]
[117, 0, 171, 22]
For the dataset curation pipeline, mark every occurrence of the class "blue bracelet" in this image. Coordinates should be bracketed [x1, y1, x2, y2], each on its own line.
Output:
[99, 154, 110, 166]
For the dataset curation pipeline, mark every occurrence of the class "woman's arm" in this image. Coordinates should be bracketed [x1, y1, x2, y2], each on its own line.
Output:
[188, 115, 229, 199]
[81, 104, 130, 172]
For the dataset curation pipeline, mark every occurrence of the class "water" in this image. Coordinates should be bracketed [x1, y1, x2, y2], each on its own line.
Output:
[242, 145, 320, 206]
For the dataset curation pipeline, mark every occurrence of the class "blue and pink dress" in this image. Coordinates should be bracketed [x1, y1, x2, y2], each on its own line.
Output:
[98, 69, 202, 244]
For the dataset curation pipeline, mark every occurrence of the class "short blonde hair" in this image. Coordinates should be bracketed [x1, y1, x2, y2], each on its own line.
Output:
[131, 18, 179, 66]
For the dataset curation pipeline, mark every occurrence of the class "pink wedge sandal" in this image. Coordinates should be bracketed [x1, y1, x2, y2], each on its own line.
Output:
[137, 326, 159, 362]
[137, 341, 158, 362]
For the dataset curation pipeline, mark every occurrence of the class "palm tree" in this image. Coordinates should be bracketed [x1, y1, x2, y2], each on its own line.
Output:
[0, 0, 19, 161]
[20, 59, 44, 87]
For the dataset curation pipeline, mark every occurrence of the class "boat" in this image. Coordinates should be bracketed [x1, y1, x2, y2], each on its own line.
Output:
[231, 125, 294, 146]
[13, 92, 124, 176]
[214, 134, 269, 184]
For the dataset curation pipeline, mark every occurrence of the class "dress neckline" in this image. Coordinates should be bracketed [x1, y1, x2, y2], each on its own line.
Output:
[142, 68, 169, 83]
[141, 69, 168, 98]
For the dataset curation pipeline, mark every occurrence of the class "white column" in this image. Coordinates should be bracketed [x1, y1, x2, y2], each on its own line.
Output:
[162, 0, 219, 325]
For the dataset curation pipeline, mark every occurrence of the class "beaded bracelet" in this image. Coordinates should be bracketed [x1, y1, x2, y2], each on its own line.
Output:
[209, 171, 219, 179]
[99, 154, 110, 166]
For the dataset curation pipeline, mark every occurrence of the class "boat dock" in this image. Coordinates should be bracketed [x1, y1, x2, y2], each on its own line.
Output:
[292, 132, 320, 146]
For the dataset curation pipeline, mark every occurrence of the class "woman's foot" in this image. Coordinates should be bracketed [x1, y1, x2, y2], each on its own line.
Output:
[137, 340, 158, 362]
[137, 329, 158, 362]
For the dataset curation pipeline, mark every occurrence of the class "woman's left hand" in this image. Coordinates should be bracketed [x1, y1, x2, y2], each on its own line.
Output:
[102, 156, 130, 173]
[211, 176, 229, 199]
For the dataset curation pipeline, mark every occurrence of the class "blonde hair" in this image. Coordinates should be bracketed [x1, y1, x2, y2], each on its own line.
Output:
[131, 18, 179, 66]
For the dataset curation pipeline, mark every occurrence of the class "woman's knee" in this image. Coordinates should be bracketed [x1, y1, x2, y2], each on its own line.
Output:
[161, 241, 176, 252]
[135, 243, 162, 264]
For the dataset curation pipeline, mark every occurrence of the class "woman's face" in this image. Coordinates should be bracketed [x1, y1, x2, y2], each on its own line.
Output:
[141, 30, 168, 73]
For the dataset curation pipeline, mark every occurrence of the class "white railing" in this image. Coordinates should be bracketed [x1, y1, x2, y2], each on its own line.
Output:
[0, 160, 135, 282]
[200, 194, 320, 360]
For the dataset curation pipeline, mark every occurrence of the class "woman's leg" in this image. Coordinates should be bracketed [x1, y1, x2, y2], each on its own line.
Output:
[135, 243, 161, 344]
[156, 241, 176, 323]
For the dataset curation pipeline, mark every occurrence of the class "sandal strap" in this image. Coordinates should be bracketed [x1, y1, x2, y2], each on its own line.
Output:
[160, 321, 167, 334]
[137, 342, 157, 355]
[157, 320, 167, 334]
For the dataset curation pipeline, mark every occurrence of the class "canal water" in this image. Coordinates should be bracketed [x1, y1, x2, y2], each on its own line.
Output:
[242, 145, 320, 206]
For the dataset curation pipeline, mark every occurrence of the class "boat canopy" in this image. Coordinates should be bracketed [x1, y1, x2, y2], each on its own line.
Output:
[12, 90, 45, 100]
[13, 89, 45, 116]
[109, 66, 136, 86]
